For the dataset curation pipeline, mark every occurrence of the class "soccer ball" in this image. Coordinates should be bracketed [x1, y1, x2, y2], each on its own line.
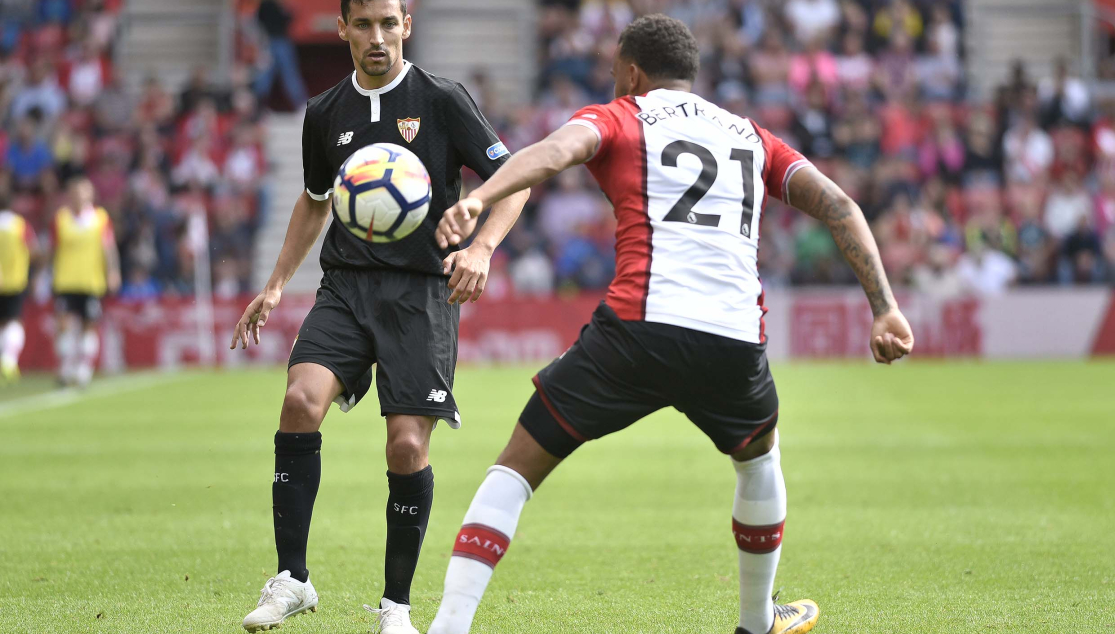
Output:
[332, 142, 432, 243]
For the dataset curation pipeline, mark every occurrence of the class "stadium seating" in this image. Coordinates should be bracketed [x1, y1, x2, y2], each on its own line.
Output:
[486, 0, 1115, 294]
[0, 0, 262, 299]
[4, 0, 1113, 302]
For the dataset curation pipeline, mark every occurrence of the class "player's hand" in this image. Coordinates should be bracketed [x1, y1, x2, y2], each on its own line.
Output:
[231, 287, 282, 350]
[436, 197, 484, 249]
[870, 308, 914, 365]
[442, 245, 491, 304]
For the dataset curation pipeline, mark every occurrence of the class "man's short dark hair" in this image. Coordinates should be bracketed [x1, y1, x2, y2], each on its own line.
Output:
[341, 0, 407, 23]
[617, 14, 699, 83]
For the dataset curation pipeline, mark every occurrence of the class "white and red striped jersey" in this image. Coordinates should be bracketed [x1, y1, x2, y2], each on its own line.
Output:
[566, 89, 811, 343]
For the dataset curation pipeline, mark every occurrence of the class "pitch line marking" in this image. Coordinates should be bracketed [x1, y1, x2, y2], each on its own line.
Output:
[0, 372, 188, 420]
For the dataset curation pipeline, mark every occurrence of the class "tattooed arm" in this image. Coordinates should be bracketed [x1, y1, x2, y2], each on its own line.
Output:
[786, 165, 915, 363]
[786, 165, 895, 315]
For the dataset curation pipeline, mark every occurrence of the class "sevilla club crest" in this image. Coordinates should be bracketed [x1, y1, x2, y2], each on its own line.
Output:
[397, 118, 420, 143]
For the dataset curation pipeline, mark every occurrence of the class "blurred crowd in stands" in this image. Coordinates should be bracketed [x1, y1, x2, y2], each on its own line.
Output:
[5, 0, 1115, 303]
[467, 0, 1115, 298]
[0, 0, 266, 301]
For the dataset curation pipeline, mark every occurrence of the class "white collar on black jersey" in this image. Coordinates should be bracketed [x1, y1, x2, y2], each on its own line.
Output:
[351, 60, 411, 122]
[350, 60, 411, 96]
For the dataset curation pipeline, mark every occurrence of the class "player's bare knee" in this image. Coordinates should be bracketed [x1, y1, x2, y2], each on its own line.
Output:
[731, 427, 777, 463]
[385, 432, 429, 473]
[279, 385, 327, 433]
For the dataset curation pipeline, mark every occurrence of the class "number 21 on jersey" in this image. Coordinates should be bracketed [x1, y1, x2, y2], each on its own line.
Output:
[657, 140, 760, 238]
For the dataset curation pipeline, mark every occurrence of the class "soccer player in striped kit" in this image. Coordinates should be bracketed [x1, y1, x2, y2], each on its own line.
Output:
[427, 14, 914, 634]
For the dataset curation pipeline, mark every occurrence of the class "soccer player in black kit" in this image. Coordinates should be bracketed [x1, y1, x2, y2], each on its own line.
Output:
[229, 1, 530, 631]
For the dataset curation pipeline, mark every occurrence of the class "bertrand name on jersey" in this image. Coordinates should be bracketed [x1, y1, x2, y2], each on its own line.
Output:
[636, 100, 761, 142]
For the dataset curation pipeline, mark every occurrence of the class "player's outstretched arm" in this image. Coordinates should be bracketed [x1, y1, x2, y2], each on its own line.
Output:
[436, 124, 598, 304]
[439, 188, 531, 304]
[787, 166, 914, 364]
[231, 191, 331, 350]
[436, 125, 599, 249]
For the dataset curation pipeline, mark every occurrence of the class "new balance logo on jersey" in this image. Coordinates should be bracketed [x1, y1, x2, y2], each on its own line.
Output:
[337, 131, 354, 145]
[427, 389, 447, 403]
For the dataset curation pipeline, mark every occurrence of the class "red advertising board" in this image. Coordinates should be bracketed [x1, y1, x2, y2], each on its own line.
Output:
[15, 288, 1115, 373]
[18, 292, 603, 372]
[787, 294, 981, 358]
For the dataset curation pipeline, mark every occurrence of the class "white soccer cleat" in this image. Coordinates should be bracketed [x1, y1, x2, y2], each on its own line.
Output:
[363, 598, 419, 634]
[242, 570, 318, 632]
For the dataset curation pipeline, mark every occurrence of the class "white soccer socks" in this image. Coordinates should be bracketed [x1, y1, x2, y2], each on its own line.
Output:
[0, 320, 25, 370]
[732, 436, 787, 634]
[55, 327, 78, 383]
[76, 330, 99, 386]
[429, 451, 783, 634]
[428, 465, 533, 634]
[56, 328, 99, 386]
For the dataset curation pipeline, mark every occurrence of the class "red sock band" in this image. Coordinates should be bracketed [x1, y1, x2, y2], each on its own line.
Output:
[452, 523, 512, 568]
[732, 519, 784, 554]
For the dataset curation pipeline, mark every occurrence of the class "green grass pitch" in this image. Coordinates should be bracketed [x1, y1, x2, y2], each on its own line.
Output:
[1, 361, 1113, 633]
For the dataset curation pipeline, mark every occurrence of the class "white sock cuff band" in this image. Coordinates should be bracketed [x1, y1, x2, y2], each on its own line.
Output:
[486, 465, 533, 500]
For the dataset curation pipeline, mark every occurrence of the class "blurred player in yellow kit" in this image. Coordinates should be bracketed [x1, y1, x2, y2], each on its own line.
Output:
[50, 177, 120, 387]
[0, 192, 39, 383]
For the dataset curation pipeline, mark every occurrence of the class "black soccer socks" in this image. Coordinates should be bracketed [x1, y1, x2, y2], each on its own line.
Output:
[382, 465, 435, 605]
[273, 431, 322, 584]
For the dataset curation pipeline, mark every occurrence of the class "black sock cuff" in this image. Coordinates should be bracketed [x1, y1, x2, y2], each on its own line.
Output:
[275, 431, 322, 455]
[386, 465, 434, 495]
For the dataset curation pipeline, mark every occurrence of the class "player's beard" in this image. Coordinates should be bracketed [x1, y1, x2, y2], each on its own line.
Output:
[359, 48, 395, 77]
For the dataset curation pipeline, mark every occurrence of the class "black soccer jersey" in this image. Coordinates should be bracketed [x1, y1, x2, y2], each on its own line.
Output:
[302, 61, 510, 275]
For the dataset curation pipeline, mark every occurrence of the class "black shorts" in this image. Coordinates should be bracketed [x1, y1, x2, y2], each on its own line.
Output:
[0, 293, 24, 322]
[521, 302, 779, 458]
[288, 268, 460, 424]
[55, 293, 103, 321]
